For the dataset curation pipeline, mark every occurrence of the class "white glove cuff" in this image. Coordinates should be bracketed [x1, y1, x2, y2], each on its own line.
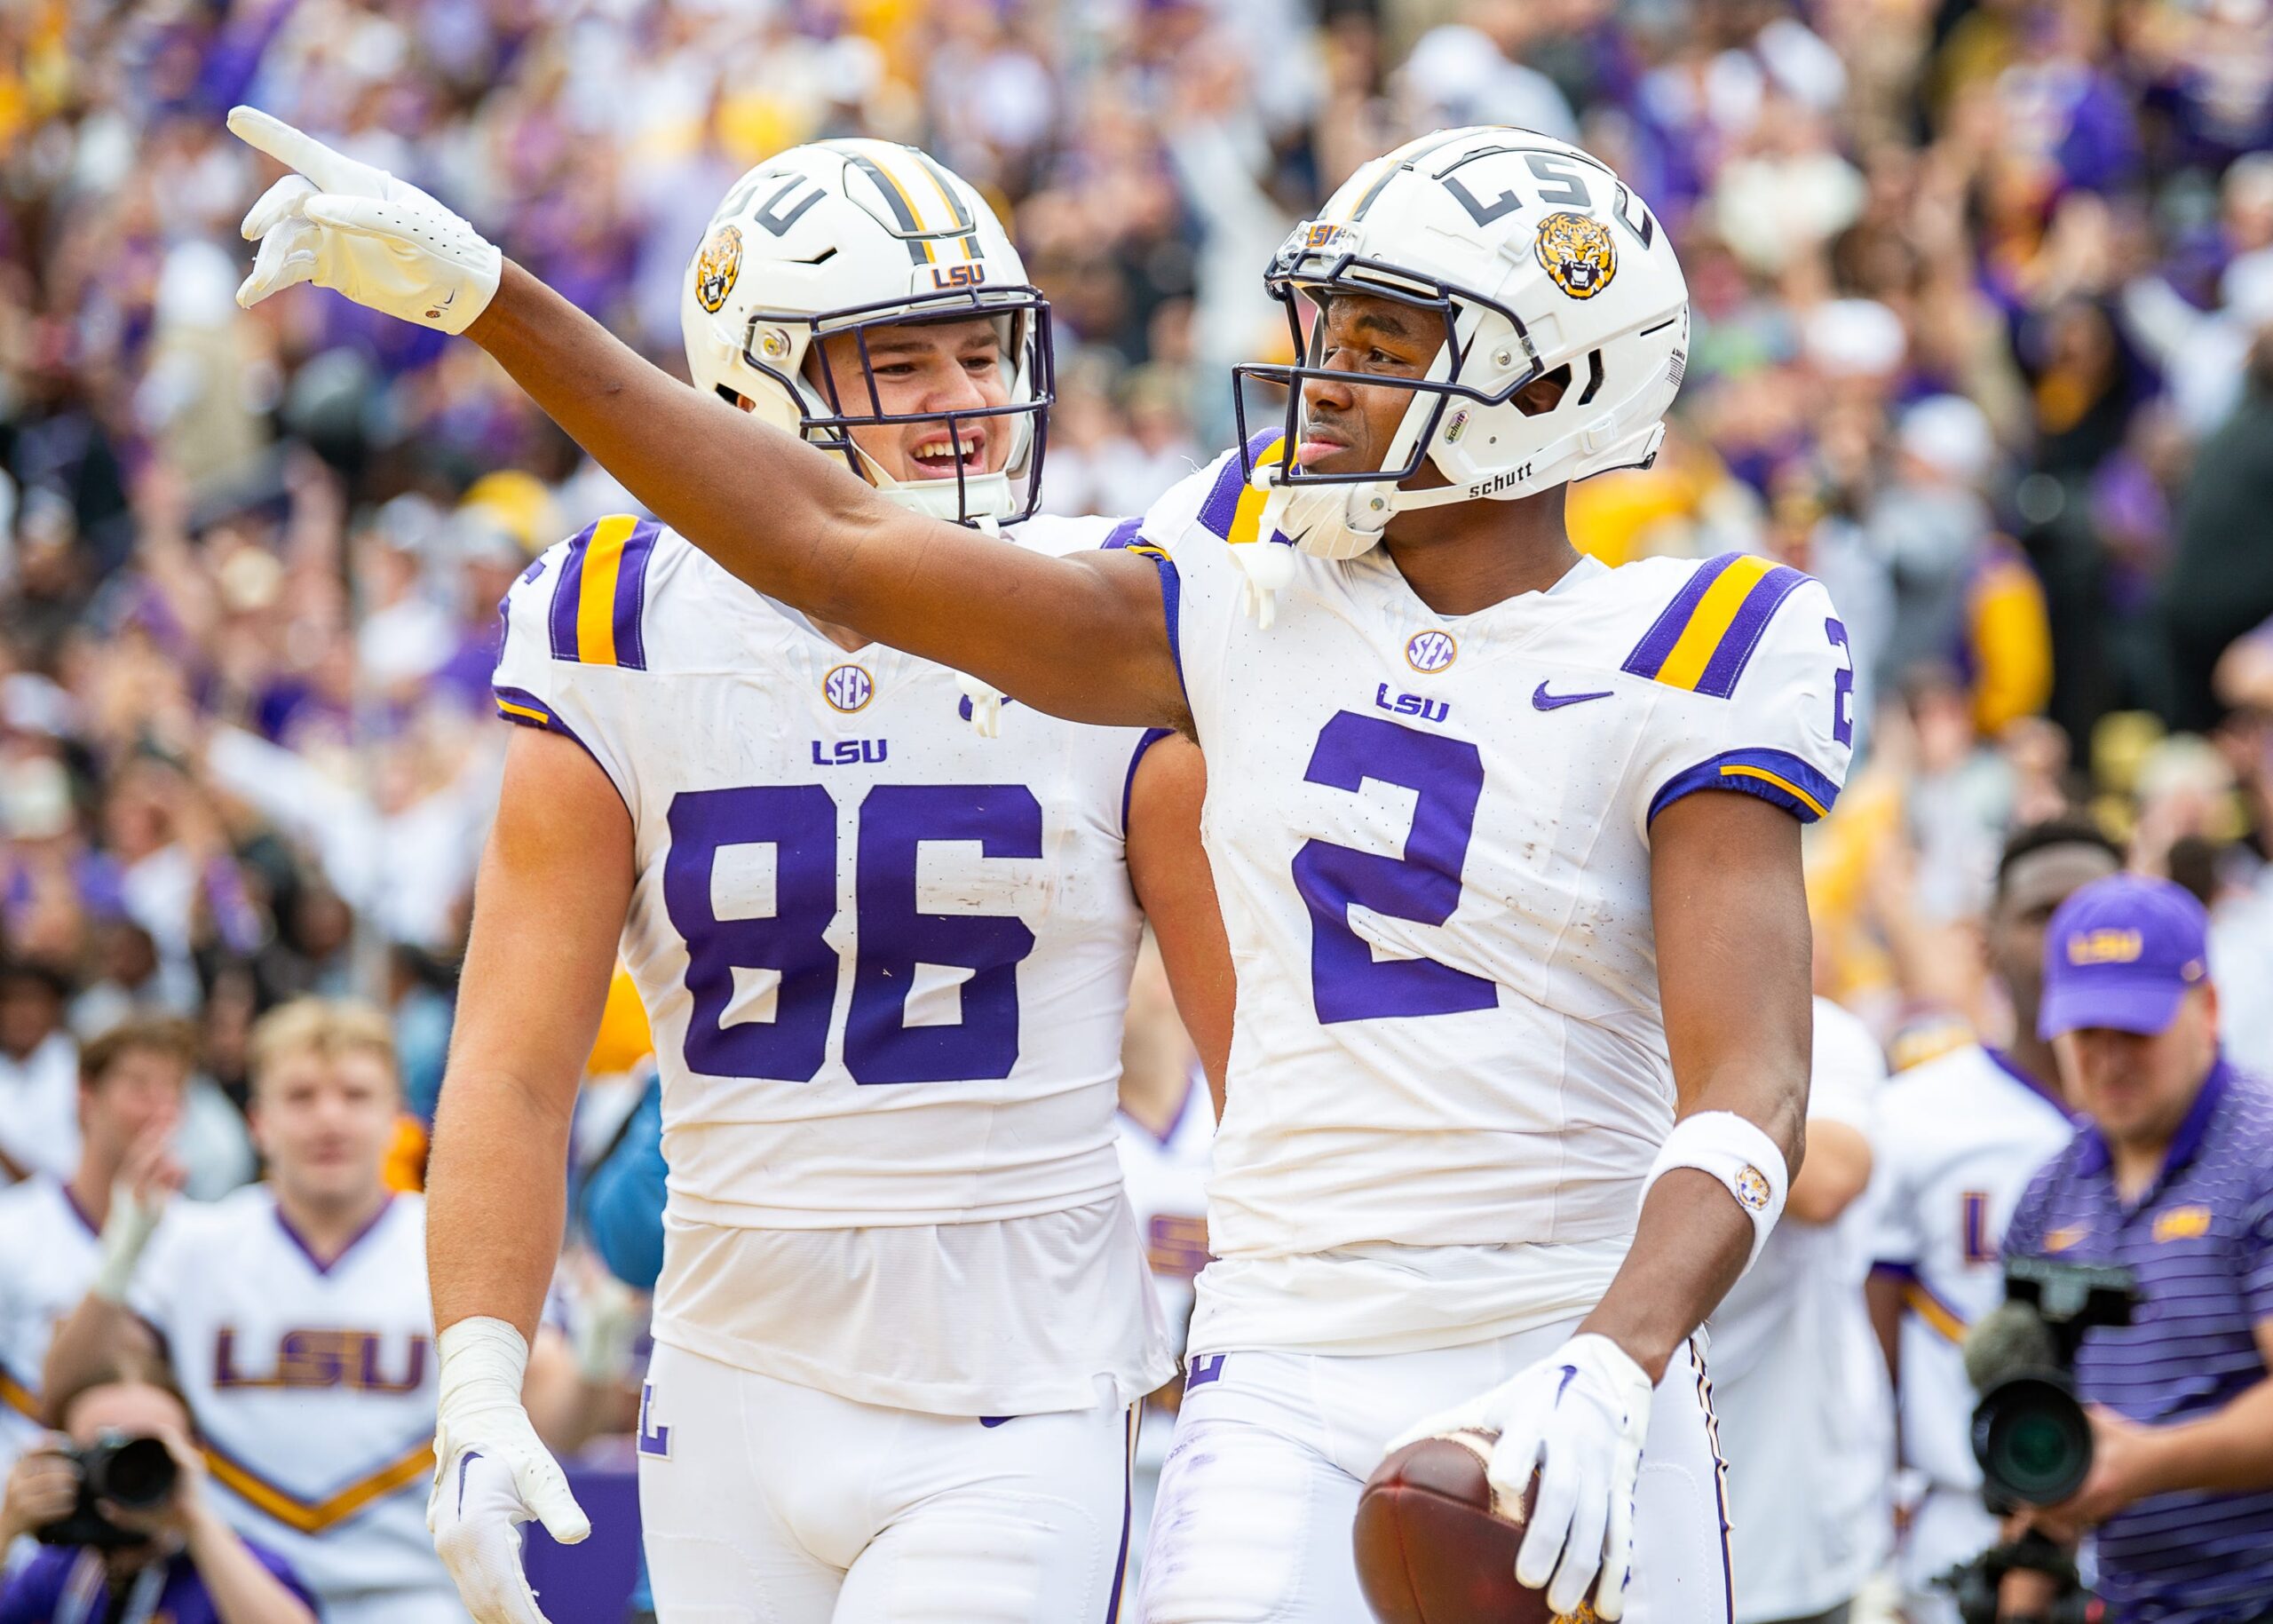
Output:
[437, 1317, 530, 1427]
[1637, 1110, 1788, 1275]
[91, 1186, 161, 1303]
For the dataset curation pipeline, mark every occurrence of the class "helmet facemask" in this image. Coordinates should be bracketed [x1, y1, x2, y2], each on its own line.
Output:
[731, 285, 1055, 527]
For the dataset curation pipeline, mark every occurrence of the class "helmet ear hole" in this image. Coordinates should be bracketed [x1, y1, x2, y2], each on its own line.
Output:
[1575, 348, 1606, 408]
[1513, 362, 1574, 418]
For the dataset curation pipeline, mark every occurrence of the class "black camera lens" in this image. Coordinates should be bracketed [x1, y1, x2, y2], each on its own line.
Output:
[1974, 1374, 2094, 1507]
[83, 1435, 178, 1512]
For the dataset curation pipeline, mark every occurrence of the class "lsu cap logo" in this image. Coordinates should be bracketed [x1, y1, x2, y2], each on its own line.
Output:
[1535, 211, 1617, 300]
[1733, 1165, 1772, 1211]
[694, 224, 743, 314]
[823, 663, 875, 713]
[2067, 928, 2143, 966]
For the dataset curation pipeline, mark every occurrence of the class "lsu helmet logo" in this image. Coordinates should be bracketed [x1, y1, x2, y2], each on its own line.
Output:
[823, 662, 875, 713]
[694, 224, 743, 314]
[1535, 212, 1617, 300]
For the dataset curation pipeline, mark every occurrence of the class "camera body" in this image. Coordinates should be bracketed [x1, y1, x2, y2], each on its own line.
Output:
[33, 1431, 180, 1549]
[1941, 1257, 2140, 1622]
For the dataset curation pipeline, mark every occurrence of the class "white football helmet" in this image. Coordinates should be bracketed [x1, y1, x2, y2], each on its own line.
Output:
[681, 139, 1050, 526]
[1235, 127, 1690, 562]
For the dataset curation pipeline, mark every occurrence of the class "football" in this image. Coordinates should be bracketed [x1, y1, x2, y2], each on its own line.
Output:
[1351, 1430, 1561, 1624]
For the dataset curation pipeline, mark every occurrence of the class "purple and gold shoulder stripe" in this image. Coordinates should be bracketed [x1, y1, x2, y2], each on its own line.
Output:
[548, 514, 662, 670]
[1200, 430, 1292, 548]
[1622, 552, 1809, 700]
[1650, 746, 1841, 826]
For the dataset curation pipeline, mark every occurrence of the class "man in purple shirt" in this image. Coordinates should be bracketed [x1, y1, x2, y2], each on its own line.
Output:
[2001, 874, 2273, 1624]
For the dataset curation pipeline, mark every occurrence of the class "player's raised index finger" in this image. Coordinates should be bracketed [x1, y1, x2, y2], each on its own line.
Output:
[227, 107, 362, 194]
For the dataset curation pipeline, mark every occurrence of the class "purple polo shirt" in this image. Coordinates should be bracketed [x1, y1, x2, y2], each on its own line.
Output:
[2004, 1060, 2273, 1624]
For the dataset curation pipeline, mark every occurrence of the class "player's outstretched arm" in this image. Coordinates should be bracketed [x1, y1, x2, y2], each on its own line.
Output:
[226, 108, 1186, 733]
[424, 727, 632, 1623]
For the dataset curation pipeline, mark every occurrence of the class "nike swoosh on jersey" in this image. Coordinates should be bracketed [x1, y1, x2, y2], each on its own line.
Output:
[1532, 683, 1614, 710]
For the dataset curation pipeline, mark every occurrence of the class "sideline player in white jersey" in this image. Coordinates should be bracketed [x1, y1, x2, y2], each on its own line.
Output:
[1709, 997, 1890, 1624]
[384, 141, 1230, 1624]
[228, 115, 1851, 1620]
[44, 1001, 460, 1624]
[0, 1016, 192, 1478]
[1867, 819, 2119, 1622]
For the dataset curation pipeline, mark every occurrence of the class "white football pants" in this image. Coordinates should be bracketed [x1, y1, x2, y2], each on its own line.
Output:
[638, 1341, 1136, 1624]
[1139, 1319, 1730, 1623]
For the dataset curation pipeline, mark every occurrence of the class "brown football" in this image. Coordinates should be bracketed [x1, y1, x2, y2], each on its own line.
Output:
[1352, 1430, 1562, 1624]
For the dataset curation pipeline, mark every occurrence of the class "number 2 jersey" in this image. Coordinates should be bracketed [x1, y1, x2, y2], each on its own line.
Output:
[1129, 440, 1855, 1357]
[494, 514, 1173, 1417]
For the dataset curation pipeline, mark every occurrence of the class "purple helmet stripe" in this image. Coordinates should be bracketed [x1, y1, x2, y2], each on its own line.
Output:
[1693, 564, 1806, 699]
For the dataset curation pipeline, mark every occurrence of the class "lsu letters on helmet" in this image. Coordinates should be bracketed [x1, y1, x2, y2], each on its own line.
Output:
[682, 139, 1051, 527]
[1233, 126, 1688, 571]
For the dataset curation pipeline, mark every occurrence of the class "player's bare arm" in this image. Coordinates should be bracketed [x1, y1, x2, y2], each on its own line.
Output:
[226, 110, 1185, 734]
[1124, 735, 1234, 1105]
[1577, 789, 1814, 1378]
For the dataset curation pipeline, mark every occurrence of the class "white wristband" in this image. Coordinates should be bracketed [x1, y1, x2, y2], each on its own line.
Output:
[90, 1186, 162, 1303]
[436, 1317, 530, 1427]
[1637, 1111, 1789, 1275]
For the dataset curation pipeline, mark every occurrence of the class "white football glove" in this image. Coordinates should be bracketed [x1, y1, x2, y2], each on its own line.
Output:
[1384, 1333, 1652, 1620]
[427, 1319, 590, 1624]
[226, 106, 501, 334]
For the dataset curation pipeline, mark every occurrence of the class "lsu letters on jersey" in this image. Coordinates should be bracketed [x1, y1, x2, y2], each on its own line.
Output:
[126, 1187, 446, 1609]
[1871, 1043, 2074, 1594]
[0, 1177, 108, 1463]
[1129, 439, 1854, 1358]
[493, 514, 1172, 1417]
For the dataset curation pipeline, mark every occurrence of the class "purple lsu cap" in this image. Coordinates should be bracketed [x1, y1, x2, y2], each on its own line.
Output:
[2039, 874, 2210, 1041]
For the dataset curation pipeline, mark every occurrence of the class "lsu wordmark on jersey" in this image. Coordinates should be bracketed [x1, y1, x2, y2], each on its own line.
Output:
[127, 1186, 454, 1623]
[495, 510, 1172, 1621]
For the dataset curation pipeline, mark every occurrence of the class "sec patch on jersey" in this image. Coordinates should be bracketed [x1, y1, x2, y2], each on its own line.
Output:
[1355, 1430, 1579, 1624]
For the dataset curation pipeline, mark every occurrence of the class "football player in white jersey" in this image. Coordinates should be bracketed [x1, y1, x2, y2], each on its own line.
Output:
[384, 141, 1231, 1624]
[1867, 818, 2120, 1623]
[230, 116, 1853, 1620]
[0, 1018, 191, 1474]
[1709, 997, 1889, 1624]
[44, 1001, 461, 1624]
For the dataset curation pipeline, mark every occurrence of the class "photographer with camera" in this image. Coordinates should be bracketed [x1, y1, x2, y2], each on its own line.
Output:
[1988, 875, 2273, 1623]
[0, 1359, 315, 1624]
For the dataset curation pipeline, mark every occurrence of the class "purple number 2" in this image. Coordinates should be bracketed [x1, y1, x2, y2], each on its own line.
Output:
[1292, 712, 1497, 1025]
[665, 783, 1041, 1083]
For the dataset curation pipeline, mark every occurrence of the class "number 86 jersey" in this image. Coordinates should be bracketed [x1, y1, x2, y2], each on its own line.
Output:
[1136, 444, 1855, 1357]
[493, 516, 1172, 1416]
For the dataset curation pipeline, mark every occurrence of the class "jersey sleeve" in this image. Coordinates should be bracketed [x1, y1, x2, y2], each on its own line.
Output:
[1631, 561, 1855, 833]
[1808, 998, 1884, 1131]
[1122, 433, 1281, 744]
[1866, 1087, 1923, 1271]
[492, 515, 664, 810]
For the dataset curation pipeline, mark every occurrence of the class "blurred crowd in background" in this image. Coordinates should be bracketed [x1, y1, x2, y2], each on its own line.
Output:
[4, 0, 2273, 1299]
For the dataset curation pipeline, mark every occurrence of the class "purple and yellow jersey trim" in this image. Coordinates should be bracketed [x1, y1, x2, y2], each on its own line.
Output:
[548, 515, 661, 670]
[1622, 552, 1809, 699]
[1199, 432, 1290, 548]
[1101, 519, 1184, 698]
[1649, 748, 1841, 826]
[204, 1434, 434, 1534]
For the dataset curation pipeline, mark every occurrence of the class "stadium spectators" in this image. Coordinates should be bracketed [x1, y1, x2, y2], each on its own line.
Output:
[6, 0, 2273, 1616]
